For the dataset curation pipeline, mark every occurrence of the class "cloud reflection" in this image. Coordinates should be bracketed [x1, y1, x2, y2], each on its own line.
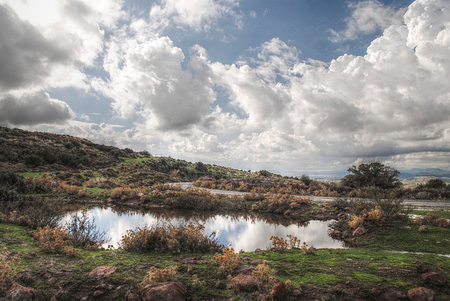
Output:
[62, 208, 344, 251]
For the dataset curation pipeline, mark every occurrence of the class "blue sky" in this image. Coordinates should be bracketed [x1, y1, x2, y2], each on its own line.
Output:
[1, 0, 450, 175]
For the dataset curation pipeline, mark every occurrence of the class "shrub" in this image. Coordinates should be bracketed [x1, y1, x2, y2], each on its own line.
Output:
[300, 242, 315, 255]
[120, 224, 224, 254]
[0, 247, 20, 295]
[64, 211, 110, 250]
[252, 260, 271, 287]
[214, 247, 242, 276]
[270, 236, 288, 250]
[341, 162, 401, 189]
[348, 215, 365, 229]
[140, 266, 178, 288]
[31, 226, 78, 257]
[0, 171, 25, 192]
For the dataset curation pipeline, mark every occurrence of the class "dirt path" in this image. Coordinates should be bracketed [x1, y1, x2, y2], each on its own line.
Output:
[174, 182, 450, 208]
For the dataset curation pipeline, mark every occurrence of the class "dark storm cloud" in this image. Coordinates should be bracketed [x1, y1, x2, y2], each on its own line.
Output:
[0, 4, 71, 91]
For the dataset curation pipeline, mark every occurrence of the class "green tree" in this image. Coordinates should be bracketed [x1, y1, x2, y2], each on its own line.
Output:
[423, 178, 447, 189]
[340, 162, 401, 189]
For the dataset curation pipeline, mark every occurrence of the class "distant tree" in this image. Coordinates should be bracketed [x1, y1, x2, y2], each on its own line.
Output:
[340, 162, 401, 189]
[423, 178, 447, 189]
[195, 161, 208, 172]
[300, 174, 312, 186]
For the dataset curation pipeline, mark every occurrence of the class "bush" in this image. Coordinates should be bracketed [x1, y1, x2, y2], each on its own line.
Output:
[31, 226, 78, 257]
[140, 266, 178, 288]
[0, 172, 25, 192]
[341, 162, 401, 189]
[213, 247, 242, 276]
[0, 248, 20, 295]
[120, 224, 224, 254]
[64, 211, 110, 250]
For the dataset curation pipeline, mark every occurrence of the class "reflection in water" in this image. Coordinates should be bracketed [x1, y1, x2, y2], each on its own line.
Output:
[61, 207, 344, 251]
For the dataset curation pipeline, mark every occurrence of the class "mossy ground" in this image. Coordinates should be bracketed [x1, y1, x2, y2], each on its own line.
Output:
[2, 220, 450, 301]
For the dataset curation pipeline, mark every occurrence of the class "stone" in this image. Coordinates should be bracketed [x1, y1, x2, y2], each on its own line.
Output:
[5, 283, 45, 301]
[352, 225, 368, 237]
[421, 272, 448, 286]
[293, 289, 303, 296]
[89, 266, 117, 278]
[127, 293, 140, 301]
[270, 282, 286, 301]
[249, 259, 264, 265]
[235, 265, 255, 275]
[93, 290, 104, 297]
[231, 275, 260, 292]
[141, 282, 187, 301]
[408, 287, 435, 301]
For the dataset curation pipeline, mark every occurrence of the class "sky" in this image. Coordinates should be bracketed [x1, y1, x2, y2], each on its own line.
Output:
[1, 0, 450, 176]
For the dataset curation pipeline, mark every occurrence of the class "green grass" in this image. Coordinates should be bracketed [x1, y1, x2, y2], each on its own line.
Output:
[410, 209, 450, 219]
[359, 224, 450, 254]
[19, 172, 51, 178]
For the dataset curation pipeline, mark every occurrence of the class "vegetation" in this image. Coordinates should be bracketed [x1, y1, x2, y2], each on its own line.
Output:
[340, 162, 401, 189]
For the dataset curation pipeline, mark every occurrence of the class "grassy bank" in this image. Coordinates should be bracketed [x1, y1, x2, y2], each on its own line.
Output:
[1, 221, 450, 300]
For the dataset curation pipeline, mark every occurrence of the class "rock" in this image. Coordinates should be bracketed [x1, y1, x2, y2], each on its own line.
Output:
[408, 287, 435, 301]
[352, 225, 368, 237]
[235, 265, 255, 275]
[371, 285, 407, 300]
[231, 275, 260, 292]
[89, 266, 117, 278]
[93, 290, 104, 297]
[422, 272, 448, 286]
[293, 289, 303, 296]
[187, 266, 193, 273]
[270, 282, 286, 301]
[216, 280, 226, 289]
[249, 259, 264, 265]
[272, 269, 287, 275]
[5, 283, 45, 301]
[141, 282, 187, 301]
[127, 293, 140, 301]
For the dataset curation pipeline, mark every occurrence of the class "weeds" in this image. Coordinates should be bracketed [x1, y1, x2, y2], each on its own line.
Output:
[31, 226, 78, 257]
[140, 266, 178, 288]
[300, 242, 316, 255]
[270, 235, 301, 250]
[214, 247, 242, 276]
[0, 248, 20, 295]
[64, 210, 110, 250]
[252, 260, 271, 287]
[415, 213, 450, 228]
[121, 223, 224, 254]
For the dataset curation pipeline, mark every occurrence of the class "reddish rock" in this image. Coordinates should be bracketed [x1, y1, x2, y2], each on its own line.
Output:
[5, 283, 45, 301]
[270, 282, 286, 301]
[293, 289, 303, 296]
[352, 225, 368, 237]
[89, 266, 117, 278]
[127, 293, 140, 301]
[93, 290, 104, 297]
[422, 272, 448, 286]
[235, 265, 255, 275]
[141, 282, 187, 301]
[408, 287, 435, 301]
[231, 275, 260, 292]
[249, 259, 264, 265]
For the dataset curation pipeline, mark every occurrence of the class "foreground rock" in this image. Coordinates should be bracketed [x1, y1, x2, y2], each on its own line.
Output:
[141, 282, 187, 301]
[231, 275, 259, 292]
[421, 272, 448, 286]
[89, 266, 117, 278]
[408, 287, 435, 301]
[5, 283, 45, 301]
[270, 282, 286, 301]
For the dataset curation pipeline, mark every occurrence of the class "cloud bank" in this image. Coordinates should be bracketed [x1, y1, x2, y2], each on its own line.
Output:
[2, 0, 450, 174]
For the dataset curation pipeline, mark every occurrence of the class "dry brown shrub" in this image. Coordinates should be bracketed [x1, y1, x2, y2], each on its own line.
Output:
[140, 266, 178, 288]
[31, 226, 78, 257]
[0, 247, 20, 295]
[252, 260, 271, 287]
[214, 247, 242, 276]
[348, 215, 365, 229]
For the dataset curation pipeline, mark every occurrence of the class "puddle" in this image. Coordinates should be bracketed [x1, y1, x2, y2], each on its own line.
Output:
[61, 207, 344, 251]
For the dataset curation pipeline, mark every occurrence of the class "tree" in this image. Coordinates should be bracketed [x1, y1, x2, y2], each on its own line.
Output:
[300, 174, 312, 186]
[340, 162, 401, 189]
[423, 178, 447, 189]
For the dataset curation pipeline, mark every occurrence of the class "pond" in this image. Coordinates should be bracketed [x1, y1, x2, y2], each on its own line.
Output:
[61, 207, 344, 251]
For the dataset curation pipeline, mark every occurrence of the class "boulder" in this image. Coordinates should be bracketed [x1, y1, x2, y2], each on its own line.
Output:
[141, 282, 187, 301]
[235, 265, 255, 275]
[421, 272, 448, 286]
[270, 282, 286, 301]
[5, 283, 45, 301]
[231, 275, 260, 292]
[126, 293, 140, 301]
[408, 287, 435, 301]
[89, 266, 117, 278]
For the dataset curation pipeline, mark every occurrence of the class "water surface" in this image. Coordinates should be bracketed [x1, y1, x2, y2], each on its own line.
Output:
[62, 207, 344, 251]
